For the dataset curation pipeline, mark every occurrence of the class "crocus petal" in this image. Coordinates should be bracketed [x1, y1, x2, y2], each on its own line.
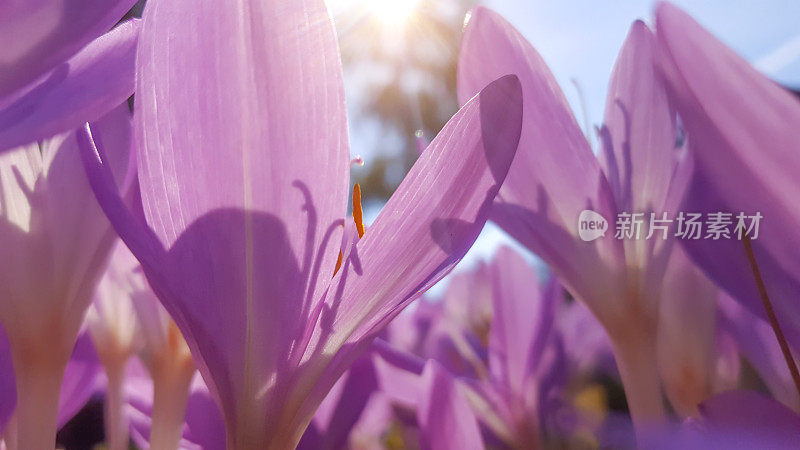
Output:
[0, 102, 132, 348]
[346, 392, 396, 449]
[656, 3, 800, 345]
[325, 74, 521, 348]
[443, 262, 492, 341]
[487, 246, 549, 393]
[418, 360, 485, 450]
[300, 355, 378, 449]
[657, 247, 718, 417]
[0, 20, 139, 152]
[133, 0, 349, 439]
[458, 6, 621, 312]
[697, 390, 800, 447]
[39, 103, 133, 331]
[371, 338, 426, 409]
[560, 299, 617, 377]
[599, 21, 677, 215]
[0, 0, 136, 99]
[710, 325, 740, 394]
[292, 76, 521, 430]
[287, 76, 521, 443]
[717, 293, 799, 410]
[57, 331, 103, 429]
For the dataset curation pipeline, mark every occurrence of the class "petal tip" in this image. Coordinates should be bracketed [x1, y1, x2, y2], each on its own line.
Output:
[478, 74, 523, 184]
[480, 74, 523, 128]
[655, 1, 688, 38]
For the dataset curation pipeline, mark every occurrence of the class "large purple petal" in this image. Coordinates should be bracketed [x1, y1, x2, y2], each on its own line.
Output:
[133, 0, 349, 443]
[0, 0, 136, 99]
[458, 6, 622, 313]
[599, 21, 677, 215]
[0, 20, 139, 152]
[289, 76, 521, 434]
[599, 20, 682, 305]
[324, 75, 521, 348]
[656, 3, 800, 346]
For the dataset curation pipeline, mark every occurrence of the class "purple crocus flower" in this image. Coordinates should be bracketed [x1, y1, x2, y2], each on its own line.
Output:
[369, 338, 485, 450]
[458, 6, 718, 435]
[655, 3, 800, 349]
[385, 273, 490, 380]
[77, 0, 522, 447]
[380, 247, 568, 448]
[0, 102, 132, 449]
[459, 247, 565, 448]
[0, 3, 139, 152]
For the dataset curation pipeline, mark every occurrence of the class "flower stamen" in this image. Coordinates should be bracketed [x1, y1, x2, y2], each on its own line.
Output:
[333, 184, 367, 277]
[353, 183, 365, 239]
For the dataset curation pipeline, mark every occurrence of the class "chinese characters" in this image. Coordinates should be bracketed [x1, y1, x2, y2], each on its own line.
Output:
[613, 212, 762, 240]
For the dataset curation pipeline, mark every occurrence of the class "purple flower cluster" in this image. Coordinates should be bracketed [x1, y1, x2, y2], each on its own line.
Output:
[0, 1, 798, 449]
